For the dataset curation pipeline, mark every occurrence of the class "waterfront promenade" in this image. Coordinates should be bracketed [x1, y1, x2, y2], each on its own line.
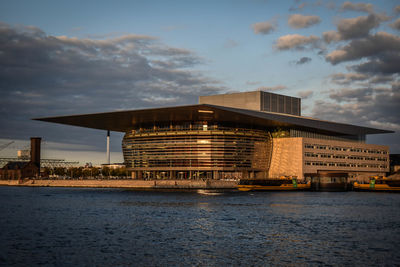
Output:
[0, 179, 237, 189]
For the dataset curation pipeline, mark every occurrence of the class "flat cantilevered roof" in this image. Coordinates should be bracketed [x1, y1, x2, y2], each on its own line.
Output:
[34, 104, 393, 136]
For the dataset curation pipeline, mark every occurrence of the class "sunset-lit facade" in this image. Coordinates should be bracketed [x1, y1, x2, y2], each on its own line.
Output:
[122, 124, 272, 179]
[36, 91, 393, 180]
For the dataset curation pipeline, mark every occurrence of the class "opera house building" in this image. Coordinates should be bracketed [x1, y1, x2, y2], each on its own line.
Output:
[36, 91, 392, 180]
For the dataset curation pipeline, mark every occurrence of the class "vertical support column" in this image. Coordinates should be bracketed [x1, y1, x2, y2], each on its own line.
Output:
[106, 130, 110, 165]
[213, 171, 218, 180]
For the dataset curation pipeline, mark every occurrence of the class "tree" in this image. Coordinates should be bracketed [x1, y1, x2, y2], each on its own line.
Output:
[67, 167, 83, 178]
[54, 167, 66, 176]
[82, 168, 91, 178]
[92, 168, 100, 177]
[118, 167, 128, 177]
[102, 167, 110, 178]
[42, 167, 51, 177]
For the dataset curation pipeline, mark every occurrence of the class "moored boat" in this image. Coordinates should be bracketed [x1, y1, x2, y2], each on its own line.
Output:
[353, 176, 400, 192]
[237, 177, 310, 191]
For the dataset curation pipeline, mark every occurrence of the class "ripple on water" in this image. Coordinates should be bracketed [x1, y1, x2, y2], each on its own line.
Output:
[0, 188, 399, 266]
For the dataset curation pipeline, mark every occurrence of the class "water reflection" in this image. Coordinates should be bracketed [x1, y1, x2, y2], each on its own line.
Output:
[196, 189, 224, 196]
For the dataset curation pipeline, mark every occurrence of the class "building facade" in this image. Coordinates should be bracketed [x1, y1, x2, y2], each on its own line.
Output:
[269, 137, 389, 179]
[0, 137, 41, 179]
[36, 91, 393, 180]
[122, 124, 273, 179]
[0, 161, 39, 180]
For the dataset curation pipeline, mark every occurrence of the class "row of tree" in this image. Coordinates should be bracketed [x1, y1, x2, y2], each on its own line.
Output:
[41, 167, 129, 178]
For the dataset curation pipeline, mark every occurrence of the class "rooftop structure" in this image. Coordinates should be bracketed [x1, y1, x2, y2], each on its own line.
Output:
[199, 90, 301, 115]
[35, 90, 393, 180]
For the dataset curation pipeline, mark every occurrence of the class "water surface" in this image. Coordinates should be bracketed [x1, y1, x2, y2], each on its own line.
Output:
[0, 187, 399, 266]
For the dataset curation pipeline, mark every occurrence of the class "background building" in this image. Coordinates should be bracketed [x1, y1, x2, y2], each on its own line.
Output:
[36, 91, 392, 180]
[390, 154, 400, 173]
[0, 137, 41, 179]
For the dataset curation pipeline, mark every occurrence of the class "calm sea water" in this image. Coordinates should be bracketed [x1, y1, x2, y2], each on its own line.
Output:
[0, 187, 399, 266]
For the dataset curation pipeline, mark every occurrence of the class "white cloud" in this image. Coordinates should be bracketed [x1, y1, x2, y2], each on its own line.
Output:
[252, 19, 277, 35]
[297, 90, 313, 99]
[0, 22, 225, 150]
[275, 34, 320, 50]
[288, 14, 321, 29]
[341, 2, 374, 14]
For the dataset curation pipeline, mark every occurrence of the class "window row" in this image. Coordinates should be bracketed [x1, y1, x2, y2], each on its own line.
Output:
[305, 161, 387, 169]
[304, 152, 387, 161]
[304, 144, 387, 154]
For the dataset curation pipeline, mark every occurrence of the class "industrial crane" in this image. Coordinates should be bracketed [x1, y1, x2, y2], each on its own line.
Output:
[0, 141, 14, 152]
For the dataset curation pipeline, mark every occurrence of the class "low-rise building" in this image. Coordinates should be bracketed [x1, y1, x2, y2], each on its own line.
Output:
[0, 161, 39, 179]
[0, 137, 41, 179]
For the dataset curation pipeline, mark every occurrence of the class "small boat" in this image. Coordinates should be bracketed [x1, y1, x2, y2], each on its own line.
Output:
[353, 177, 400, 192]
[237, 177, 311, 191]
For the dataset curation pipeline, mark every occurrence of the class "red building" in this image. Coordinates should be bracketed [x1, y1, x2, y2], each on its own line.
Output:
[0, 137, 41, 179]
[0, 161, 39, 179]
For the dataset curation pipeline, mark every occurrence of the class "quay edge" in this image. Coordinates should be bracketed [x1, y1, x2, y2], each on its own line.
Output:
[0, 179, 238, 190]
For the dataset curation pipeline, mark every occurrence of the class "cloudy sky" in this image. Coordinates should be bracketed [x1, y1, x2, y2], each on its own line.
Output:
[0, 0, 399, 165]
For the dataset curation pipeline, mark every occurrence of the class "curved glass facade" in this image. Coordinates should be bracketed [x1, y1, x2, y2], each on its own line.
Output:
[122, 124, 272, 179]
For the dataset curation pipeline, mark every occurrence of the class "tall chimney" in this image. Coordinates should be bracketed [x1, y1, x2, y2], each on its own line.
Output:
[30, 137, 41, 173]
